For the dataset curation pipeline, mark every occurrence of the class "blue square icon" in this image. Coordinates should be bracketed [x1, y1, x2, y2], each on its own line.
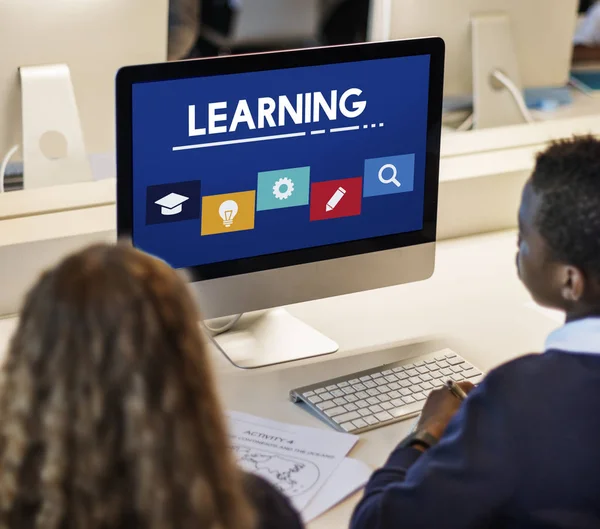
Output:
[363, 154, 415, 198]
[256, 166, 310, 211]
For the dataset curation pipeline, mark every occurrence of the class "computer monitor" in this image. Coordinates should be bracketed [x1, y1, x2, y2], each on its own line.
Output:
[369, 0, 579, 129]
[0, 0, 168, 189]
[116, 39, 444, 368]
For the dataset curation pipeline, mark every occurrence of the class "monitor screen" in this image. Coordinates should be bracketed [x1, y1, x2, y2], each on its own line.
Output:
[128, 52, 433, 274]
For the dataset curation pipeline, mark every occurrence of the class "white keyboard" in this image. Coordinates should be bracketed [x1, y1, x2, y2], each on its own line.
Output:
[290, 349, 482, 434]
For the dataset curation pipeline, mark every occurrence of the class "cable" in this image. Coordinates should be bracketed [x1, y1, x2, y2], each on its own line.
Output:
[0, 144, 19, 193]
[202, 313, 243, 337]
[457, 113, 474, 132]
[491, 70, 535, 124]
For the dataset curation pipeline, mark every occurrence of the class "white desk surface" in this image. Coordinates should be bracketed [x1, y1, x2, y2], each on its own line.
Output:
[0, 230, 562, 528]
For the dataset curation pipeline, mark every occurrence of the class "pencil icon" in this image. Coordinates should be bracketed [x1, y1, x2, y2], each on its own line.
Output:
[326, 187, 346, 212]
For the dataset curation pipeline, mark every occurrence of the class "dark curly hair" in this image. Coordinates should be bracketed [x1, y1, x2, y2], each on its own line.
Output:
[530, 135, 600, 279]
[0, 244, 255, 529]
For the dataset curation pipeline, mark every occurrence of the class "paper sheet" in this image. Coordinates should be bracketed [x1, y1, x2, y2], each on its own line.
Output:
[227, 411, 358, 511]
[302, 457, 371, 523]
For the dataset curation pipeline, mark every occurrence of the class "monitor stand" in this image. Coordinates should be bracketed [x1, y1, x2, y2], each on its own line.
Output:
[208, 308, 339, 369]
[471, 13, 530, 129]
[20, 64, 93, 189]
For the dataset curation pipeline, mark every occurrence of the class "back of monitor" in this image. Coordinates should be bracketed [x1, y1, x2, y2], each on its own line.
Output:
[0, 0, 168, 160]
[371, 0, 578, 97]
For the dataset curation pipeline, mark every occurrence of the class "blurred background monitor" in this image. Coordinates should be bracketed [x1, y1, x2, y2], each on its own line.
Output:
[0, 0, 168, 190]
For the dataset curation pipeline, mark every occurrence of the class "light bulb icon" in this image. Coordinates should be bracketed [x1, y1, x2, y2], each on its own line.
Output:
[218, 199, 239, 228]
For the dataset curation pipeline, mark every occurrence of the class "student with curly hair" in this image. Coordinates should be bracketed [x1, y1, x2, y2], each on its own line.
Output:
[0, 244, 303, 529]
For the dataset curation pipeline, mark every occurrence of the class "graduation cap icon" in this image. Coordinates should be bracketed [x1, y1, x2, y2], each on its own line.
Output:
[155, 192, 190, 216]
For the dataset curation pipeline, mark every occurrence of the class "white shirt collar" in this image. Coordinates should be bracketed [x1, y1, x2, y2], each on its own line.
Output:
[545, 317, 600, 355]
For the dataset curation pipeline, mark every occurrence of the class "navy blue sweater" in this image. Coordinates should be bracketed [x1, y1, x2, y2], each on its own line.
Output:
[351, 350, 600, 529]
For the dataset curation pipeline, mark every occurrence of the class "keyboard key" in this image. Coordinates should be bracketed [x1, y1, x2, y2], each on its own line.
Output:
[419, 373, 432, 382]
[420, 381, 433, 391]
[441, 368, 453, 376]
[414, 361, 425, 367]
[375, 411, 393, 422]
[359, 375, 372, 382]
[429, 369, 441, 378]
[380, 401, 393, 410]
[369, 404, 384, 413]
[367, 397, 380, 406]
[406, 369, 419, 377]
[326, 385, 338, 391]
[410, 377, 422, 385]
[416, 366, 429, 374]
[356, 400, 370, 409]
[382, 370, 393, 376]
[448, 357, 465, 366]
[308, 395, 323, 404]
[468, 374, 484, 385]
[400, 388, 411, 397]
[364, 381, 376, 389]
[365, 416, 380, 425]
[392, 367, 404, 373]
[352, 418, 368, 429]
[317, 401, 336, 411]
[388, 390, 400, 399]
[413, 391, 427, 401]
[385, 375, 398, 383]
[378, 394, 391, 403]
[321, 392, 333, 400]
[304, 390, 315, 397]
[388, 382, 401, 390]
[390, 401, 423, 418]
[358, 408, 371, 417]
[346, 394, 358, 403]
[356, 391, 369, 399]
[343, 387, 356, 395]
[333, 397, 347, 406]
[437, 360, 449, 368]
[400, 380, 412, 388]
[336, 411, 361, 423]
[315, 388, 326, 394]
[451, 365, 463, 374]
[424, 358, 437, 364]
[353, 383, 367, 391]
[340, 421, 357, 432]
[391, 398, 404, 407]
[325, 406, 347, 417]
[462, 368, 480, 378]
[331, 389, 345, 397]
[367, 388, 380, 397]
[398, 372, 410, 381]
[402, 395, 416, 404]
[338, 381, 349, 388]
[378, 384, 391, 393]
[345, 403, 358, 412]
[372, 372, 384, 379]
[349, 379, 360, 385]
[445, 353, 457, 359]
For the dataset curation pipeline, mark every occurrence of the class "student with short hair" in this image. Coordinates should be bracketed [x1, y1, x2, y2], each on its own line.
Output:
[351, 135, 600, 529]
[0, 244, 303, 529]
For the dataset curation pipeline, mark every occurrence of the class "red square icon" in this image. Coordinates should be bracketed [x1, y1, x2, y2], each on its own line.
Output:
[310, 177, 362, 222]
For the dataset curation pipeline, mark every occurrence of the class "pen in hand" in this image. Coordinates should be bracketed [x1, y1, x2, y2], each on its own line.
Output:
[445, 379, 468, 401]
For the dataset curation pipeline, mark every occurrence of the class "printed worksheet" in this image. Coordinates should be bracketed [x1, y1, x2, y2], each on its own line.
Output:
[227, 411, 358, 511]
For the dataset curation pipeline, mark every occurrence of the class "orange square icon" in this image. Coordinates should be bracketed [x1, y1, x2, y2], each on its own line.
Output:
[201, 190, 256, 236]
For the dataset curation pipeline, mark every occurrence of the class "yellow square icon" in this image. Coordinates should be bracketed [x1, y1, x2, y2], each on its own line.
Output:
[201, 190, 256, 236]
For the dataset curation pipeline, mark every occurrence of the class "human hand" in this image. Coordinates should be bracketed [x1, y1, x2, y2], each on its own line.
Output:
[415, 381, 475, 442]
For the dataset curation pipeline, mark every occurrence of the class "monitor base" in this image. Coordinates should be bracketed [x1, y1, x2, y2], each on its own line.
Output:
[210, 308, 339, 369]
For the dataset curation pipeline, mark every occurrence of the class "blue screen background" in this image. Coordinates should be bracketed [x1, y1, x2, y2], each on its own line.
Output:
[131, 55, 431, 269]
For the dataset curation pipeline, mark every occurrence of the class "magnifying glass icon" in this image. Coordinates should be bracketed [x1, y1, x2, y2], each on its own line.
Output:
[378, 163, 401, 188]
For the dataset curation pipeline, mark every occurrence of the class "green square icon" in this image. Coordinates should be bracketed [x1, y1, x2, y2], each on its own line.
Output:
[256, 166, 311, 211]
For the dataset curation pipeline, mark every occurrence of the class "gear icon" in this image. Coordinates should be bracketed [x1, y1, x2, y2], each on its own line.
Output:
[273, 177, 294, 200]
